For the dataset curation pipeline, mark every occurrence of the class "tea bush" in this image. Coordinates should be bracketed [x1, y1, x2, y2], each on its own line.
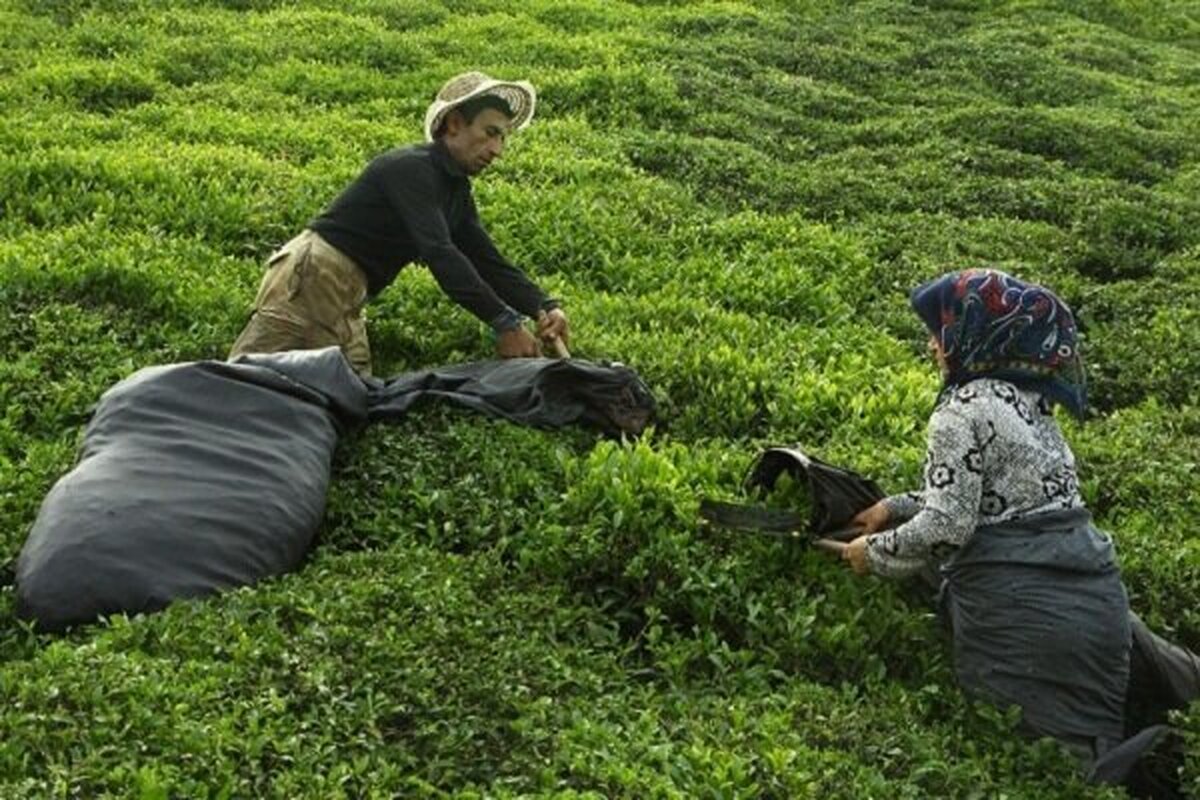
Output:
[2, 0, 1198, 796]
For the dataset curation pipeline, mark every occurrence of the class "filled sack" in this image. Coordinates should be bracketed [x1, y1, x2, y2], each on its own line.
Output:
[16, 348, 367, 631]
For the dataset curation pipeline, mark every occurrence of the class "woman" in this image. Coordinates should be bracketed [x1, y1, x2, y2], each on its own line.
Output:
[827, 269, 1197, 777]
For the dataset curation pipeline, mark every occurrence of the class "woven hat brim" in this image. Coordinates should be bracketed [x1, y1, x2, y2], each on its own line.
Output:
[423, 80, 536, 142]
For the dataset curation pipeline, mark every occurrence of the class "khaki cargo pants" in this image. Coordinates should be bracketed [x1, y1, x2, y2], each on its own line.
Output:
[229, 230, 372, 376]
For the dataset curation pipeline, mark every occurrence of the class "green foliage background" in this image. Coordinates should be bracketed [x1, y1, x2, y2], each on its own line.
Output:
[1, 0, 1198, 796]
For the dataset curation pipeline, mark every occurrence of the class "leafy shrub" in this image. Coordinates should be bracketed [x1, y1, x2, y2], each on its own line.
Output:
[940, 105, 1187, 184]
[0, 548, 630, 796]
[540, 63, 686, 129]
[23, 59, 159, 112]
[68, 11, 147, 59]
[1071, 401, 1200, 644]
[1078, 276, 1200, 410]
[1071, 192, 1198, 280]
[323, 407, 589, 555]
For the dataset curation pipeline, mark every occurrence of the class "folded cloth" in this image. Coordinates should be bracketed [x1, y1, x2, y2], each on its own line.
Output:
[367, 357, 656, 437]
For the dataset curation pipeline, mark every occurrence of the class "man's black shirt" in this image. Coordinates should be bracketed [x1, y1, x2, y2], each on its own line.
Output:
[309, 141, 553, 328]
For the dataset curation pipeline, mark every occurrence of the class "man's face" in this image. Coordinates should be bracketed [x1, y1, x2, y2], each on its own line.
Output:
[442, 107, 513, 175]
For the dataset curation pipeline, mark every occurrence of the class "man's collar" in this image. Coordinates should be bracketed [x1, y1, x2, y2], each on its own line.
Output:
[428, 139, 467, 179]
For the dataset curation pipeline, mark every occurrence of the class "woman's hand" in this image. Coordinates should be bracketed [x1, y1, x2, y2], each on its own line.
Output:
[851, 500, 890, 535]
[812, 534, 873, 576]
[843, 535, 871, 576]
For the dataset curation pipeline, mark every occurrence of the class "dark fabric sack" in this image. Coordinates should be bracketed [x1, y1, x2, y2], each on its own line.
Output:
[941, 508, 1131, 749]
[1089, 724, 1184, 799]
[1088, 614, 1200, 798]
[367, 357, 656, 437]
[936, 514, 1197, 796]
[1126, 613, 1200, 730]
[15, 349, 367, 631]
[743, 446, 885, 537]
[698, 446, 884, 543]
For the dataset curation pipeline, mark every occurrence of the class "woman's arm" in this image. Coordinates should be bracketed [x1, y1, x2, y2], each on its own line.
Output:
[882, 491, 924, 523]
[865, 399, 984, 578]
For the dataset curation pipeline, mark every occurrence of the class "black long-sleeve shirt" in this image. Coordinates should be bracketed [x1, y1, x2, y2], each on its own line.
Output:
[309, 141, 555, 330]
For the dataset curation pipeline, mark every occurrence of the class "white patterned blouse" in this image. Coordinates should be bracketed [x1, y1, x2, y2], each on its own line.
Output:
[865, 377, 1086, 579]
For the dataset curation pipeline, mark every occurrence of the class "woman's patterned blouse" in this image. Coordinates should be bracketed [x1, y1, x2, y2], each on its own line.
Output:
[865, 378, 1085, 579]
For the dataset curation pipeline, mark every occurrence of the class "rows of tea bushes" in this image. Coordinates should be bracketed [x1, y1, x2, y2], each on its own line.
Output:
[1, 0, 1197, 796]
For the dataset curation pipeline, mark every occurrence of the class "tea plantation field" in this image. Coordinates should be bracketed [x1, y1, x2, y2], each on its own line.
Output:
[2, 0, 1198, 796]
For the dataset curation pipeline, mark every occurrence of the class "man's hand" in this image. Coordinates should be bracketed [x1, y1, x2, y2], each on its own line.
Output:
[536, 308, 569, 347]
[495, 326, 541, 358]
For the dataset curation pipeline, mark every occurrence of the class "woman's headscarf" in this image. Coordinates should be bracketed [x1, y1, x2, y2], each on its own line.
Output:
[910, 269, 1087, 418]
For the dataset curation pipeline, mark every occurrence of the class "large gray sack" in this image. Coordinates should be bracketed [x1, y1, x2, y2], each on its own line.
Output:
[15, 348, 367, 631]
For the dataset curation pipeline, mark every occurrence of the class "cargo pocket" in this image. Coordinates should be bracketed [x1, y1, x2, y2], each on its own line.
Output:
[343, 311, 372, 377]
[251, 248, 295, 310]
[286, 242, 313, 301]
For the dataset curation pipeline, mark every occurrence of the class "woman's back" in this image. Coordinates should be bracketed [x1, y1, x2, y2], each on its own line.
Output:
[940, 377, 1085, 525]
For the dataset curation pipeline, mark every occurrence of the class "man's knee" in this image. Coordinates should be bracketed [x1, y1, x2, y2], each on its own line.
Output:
[229, 309, 312, 360]
[343, 313, 372, 377]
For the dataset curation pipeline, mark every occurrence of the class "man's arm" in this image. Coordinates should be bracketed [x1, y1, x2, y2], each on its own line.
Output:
[456, 197, 569, 345]
[456, 217, 559, 316]
[864, 402, 982, 577]
[377, 156, 522, 333]
[455, 204, 559, 317]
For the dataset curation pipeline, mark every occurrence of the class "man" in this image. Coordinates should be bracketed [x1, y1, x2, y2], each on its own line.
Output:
[229, 71, 569, 376]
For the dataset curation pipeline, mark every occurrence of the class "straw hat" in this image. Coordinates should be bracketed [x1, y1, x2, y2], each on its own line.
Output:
[423, 71, 537, 142]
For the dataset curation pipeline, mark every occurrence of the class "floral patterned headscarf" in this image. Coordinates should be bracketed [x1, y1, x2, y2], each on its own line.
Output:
[910, 269, 1087, 418]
